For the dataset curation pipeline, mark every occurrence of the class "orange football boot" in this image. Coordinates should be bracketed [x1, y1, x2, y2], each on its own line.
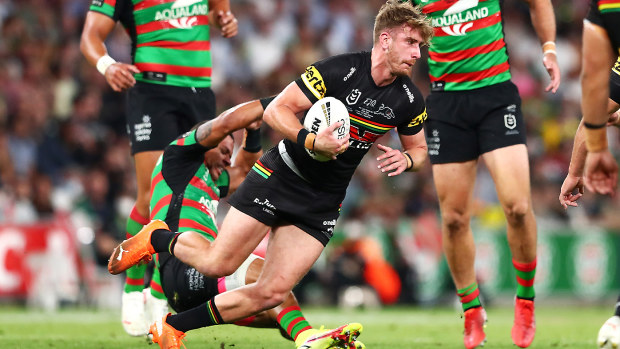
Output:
[149, 313, 186, 349]
[463, 307, 487, 349]
[108, 219, 169, 275]
[512, 298, 535, 348]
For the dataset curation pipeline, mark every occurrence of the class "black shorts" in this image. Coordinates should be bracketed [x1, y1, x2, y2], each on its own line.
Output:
[424, 81, 526, 164]
[610, 58, 620, 105]
[227, 147, 345, 246]
[158, 252, 219, 313]
[126, 82, 216, 155]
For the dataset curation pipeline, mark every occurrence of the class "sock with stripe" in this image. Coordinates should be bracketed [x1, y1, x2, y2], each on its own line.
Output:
[166, 298, 224, 332]
[513, 258, 536, 300]
[151, 230, 180, 254]
[124, 206, 149, 293]
[277, 306, 312, 343]
[149, 260, 166, 300]
[457, 282, 482, 312]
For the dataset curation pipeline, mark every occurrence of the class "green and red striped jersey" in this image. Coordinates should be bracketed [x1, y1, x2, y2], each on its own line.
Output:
[89, 0, 212, 88]
[412, 0, 511, 91]
[149, 129, 229, 241]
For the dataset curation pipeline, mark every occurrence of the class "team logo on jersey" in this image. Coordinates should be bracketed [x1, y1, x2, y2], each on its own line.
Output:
[504, 113, 516, 130]
[346, 89, 361, 105]
[302, 66, 326, 100]
[155, 0, 207, 30]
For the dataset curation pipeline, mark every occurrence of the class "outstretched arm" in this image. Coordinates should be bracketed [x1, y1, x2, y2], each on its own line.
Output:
[560, 99, 620, 208]
[80, 12, 140, 92]
[524, 0, 561, 93]
[226, 121, 264, 194]
[196, 99, 264, 149]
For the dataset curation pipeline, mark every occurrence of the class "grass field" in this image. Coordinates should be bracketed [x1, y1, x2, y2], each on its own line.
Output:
[0, 305, 605, 348]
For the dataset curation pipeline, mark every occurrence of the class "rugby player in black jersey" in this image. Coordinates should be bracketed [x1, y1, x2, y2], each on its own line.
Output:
[560, 1, 620, 347]
[107, 1, 433, 348]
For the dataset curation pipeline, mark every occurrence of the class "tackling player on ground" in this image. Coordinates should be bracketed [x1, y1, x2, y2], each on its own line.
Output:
[80, 0, 238, 335]
[409, 0, 560, 346]
[107, 1, 432, 348]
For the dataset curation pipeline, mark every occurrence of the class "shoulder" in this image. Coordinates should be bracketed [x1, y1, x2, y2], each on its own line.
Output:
[313, 51, 368, 72]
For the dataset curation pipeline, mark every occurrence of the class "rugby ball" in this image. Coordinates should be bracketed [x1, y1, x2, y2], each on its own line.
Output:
[302, 97, 350, 161]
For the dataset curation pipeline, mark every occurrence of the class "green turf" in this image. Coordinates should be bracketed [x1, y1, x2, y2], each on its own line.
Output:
[0, 305, 605, 348]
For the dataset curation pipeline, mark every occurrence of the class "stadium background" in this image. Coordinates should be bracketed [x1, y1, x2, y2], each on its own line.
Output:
[0, 0, 618, 315]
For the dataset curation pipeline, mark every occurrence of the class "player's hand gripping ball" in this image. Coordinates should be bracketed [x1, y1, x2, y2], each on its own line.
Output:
[302, 97, 350, 161]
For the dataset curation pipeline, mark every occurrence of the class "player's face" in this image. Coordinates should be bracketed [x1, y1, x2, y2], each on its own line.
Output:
[204, 136, 234, 180]
[387, 24, 423, 77]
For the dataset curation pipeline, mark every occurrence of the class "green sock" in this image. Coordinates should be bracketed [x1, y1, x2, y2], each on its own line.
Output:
[124, 206, 149, 293]
[277, 305, 312, 342]
[513, 258, 536, 299]
[457, 282, 481, 311]
[149, 258, 166, 300]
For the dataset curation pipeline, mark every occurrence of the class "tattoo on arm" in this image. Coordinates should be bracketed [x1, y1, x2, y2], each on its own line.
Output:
[196, 121, 213, 142]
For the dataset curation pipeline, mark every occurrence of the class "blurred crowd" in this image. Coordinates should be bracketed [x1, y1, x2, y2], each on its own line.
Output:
[0, 0, 618, 306]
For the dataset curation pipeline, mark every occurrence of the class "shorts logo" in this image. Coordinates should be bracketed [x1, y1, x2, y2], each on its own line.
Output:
[302, 66, 326, 100]
[507, 104, 517, 112]
[322, 219, 336, 226]
[134, 115, 152, 142]
[504, 114, 516, 130]
[428, 129, 440, 156]
[346, 89, 361, 105]
[253, 198, 276, 215]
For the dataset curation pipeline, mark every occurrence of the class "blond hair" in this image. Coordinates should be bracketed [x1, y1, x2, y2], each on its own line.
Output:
[374, 0, 433, 45]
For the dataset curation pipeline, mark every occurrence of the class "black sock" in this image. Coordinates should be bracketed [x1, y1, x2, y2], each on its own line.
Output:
[150, 229, 176, 253]
[167, 298, 224, 332]
[614, 295, 620, 317]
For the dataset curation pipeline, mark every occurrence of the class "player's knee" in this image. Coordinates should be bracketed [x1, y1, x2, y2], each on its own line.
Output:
[442, 210, 470, 235]
[197, 262, 236, 278]
[254, 286, 288, 310]
[504, 200, 530, 226]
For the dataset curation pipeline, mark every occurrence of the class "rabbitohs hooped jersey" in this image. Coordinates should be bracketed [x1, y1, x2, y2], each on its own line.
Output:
[149, 129, 230, 241]
[89, 0, 212, 88]
[412, 0, 511, 91]
[285, 51, 427, 192]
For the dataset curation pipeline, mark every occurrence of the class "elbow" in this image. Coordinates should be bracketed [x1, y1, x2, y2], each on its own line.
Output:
[263, 105, 276, 126]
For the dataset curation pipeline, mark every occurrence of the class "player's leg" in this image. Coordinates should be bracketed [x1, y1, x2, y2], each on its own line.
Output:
[228, 256, 317, 344]
[482, 144, 536, 348]
[120, 150, 162, 336]
[432, 160, 486, 349]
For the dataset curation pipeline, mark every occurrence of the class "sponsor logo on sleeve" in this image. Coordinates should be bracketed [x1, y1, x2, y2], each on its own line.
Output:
[301, 66, 326, 100]
[407, 108, 427, 127]
[91, 0, 104, 6]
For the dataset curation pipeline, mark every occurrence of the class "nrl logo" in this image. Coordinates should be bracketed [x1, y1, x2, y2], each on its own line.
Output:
[346, 89, 361, 105]
[504, 114, 516, 129]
